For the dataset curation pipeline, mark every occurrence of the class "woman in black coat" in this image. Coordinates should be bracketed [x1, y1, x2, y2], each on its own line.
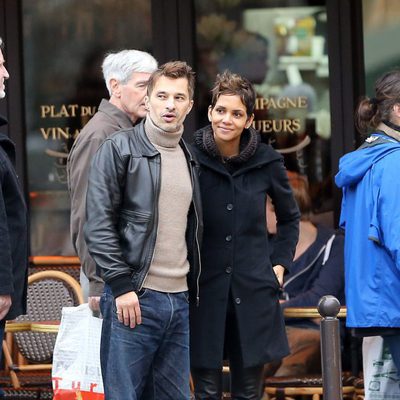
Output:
[190, 71, 300, 400]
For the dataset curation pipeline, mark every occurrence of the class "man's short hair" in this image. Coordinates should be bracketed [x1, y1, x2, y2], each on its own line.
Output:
[102, 49, 158, 96]
[147, 61, 195, 100]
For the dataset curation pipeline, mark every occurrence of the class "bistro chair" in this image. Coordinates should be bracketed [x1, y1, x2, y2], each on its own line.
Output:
[352, 377, 364, 400]
[2, 270, 83, 389]
[264, 305, 354, 400]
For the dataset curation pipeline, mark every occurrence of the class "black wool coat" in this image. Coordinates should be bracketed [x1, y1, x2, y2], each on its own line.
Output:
[189, 126, 300, 369]
[0, 116, 28, 321]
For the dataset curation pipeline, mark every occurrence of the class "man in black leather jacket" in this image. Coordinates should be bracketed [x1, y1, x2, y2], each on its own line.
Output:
[85, 61, 202, 400]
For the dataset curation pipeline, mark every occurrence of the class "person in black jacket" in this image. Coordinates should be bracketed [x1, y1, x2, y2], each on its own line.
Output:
[189, 71, 300, 400]
[0, 37, 29, 399]
[266, 171, 345, 376]
[84, 61, 201, 400]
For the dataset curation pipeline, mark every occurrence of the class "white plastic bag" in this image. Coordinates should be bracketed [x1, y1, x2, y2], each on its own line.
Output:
[363, 335, 400, 400]
[52, 303, 104, 399]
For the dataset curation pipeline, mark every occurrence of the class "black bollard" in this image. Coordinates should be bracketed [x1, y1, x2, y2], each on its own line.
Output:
[318, 295, 343, 400]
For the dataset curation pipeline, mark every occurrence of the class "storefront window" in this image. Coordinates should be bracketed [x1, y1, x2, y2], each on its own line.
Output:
[362, 0, 400, 96]
[22, 0, 153, 255]
[194, 0, 332, 222]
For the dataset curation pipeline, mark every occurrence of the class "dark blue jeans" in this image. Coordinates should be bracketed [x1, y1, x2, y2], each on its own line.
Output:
[101, 287, 190, 400]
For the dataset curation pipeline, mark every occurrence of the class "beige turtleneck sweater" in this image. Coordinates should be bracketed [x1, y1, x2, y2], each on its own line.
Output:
[142, 116, 192, 293]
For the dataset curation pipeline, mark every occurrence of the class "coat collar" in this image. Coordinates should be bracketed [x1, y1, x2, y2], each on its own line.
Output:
[193, 125, 282, 176]
[194, 125, 260, 164]
[98, 99, 134, 129]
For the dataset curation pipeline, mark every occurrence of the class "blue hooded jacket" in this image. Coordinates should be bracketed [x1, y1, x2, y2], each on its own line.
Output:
[335, 133, 400, 328]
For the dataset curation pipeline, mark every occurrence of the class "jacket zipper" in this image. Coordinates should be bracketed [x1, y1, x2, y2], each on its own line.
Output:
[138, 156, 161, 290]
[282, 234, 336, 292]
[191, 163, 202, 306]
[181, 142, 202, 306]
[282, 245, 326, 290]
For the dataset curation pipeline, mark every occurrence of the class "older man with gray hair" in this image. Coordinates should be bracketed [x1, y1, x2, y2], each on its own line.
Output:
[67, 49, 157, 312]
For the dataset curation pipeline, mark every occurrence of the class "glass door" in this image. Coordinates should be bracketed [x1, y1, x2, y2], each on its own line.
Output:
[362, 0, 400, 95]
[194, 0, 333, 224]
[22, 0, 153, 255]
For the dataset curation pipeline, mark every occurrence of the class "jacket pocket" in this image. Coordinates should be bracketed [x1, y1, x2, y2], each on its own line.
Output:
[118, 209, 152, 268]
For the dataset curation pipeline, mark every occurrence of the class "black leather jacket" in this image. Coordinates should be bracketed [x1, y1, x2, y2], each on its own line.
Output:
[84, 121, 203, 303]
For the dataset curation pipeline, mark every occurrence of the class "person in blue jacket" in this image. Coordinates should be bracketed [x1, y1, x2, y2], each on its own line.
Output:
[266, 171, 345, 375]
[335, 70, 400, 374]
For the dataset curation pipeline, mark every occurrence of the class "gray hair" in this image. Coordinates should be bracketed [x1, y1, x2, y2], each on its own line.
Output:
[102, 49, 157, 96]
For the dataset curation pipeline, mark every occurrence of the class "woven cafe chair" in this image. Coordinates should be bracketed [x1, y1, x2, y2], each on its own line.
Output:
[352, 377, 364, 400]
[2, 270, 84, 388]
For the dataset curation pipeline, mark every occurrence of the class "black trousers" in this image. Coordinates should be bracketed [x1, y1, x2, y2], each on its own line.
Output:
[191, 364, 264, 400]
[191, 296, 264, 400]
